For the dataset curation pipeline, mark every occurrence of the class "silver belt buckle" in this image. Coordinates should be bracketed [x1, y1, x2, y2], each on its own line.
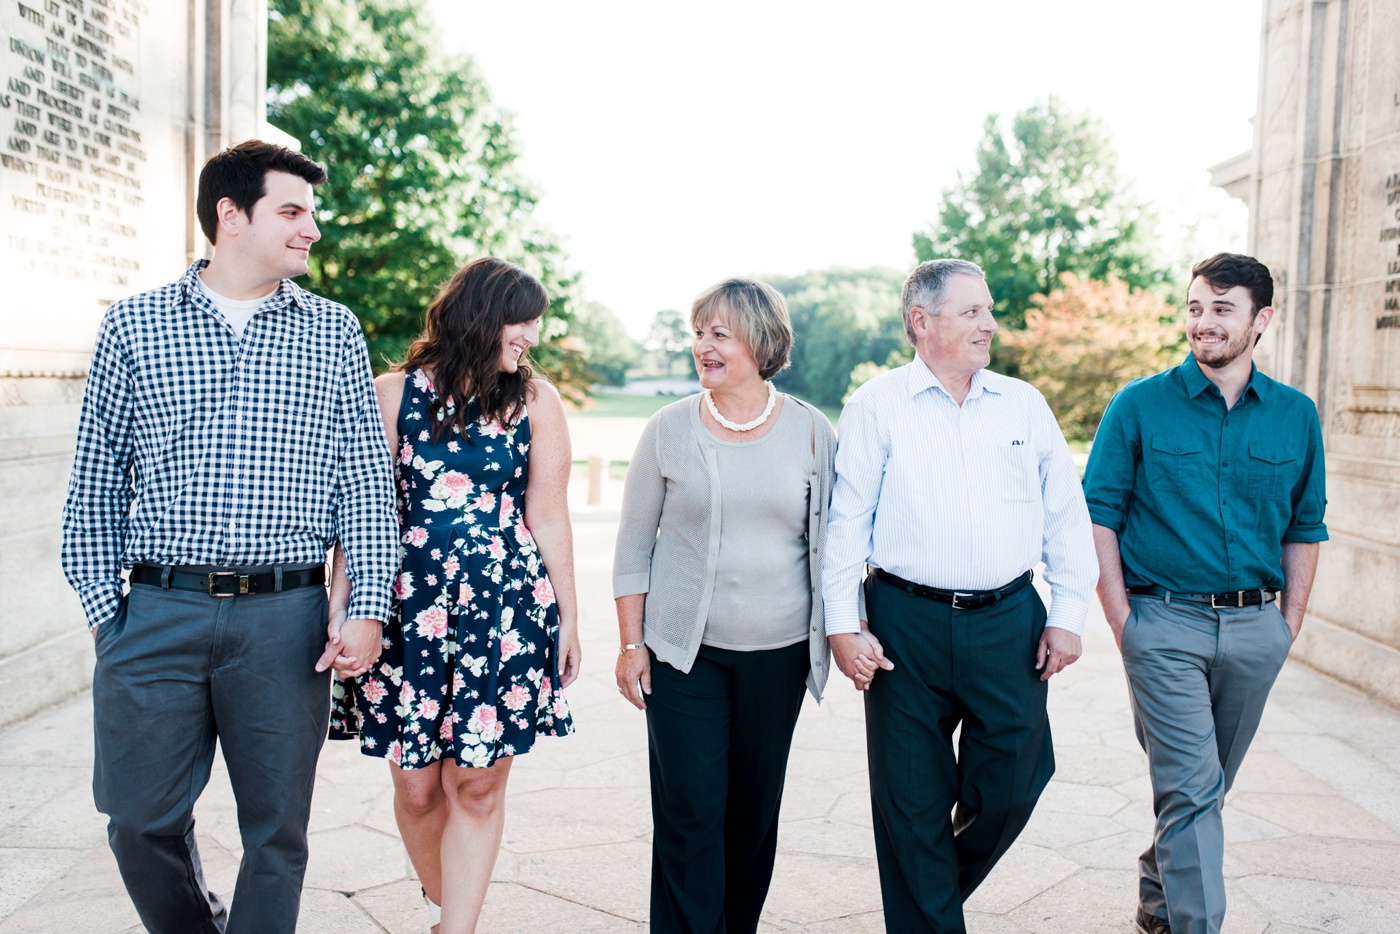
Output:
[951, 592, 976, 610]
[1211, 591, 1245, 609]
[208, 571, 249, 597]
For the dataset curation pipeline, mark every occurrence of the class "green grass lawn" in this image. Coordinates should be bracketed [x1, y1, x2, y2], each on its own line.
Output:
[568, 390, 693, 419]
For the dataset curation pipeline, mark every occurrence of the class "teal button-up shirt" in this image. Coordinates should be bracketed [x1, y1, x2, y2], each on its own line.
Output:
[1083, 355, 1327, 593]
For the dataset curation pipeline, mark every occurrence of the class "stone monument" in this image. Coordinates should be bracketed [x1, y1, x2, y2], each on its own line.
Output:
[0, 0, 285, 729]
[1213, 0, 1400, 707]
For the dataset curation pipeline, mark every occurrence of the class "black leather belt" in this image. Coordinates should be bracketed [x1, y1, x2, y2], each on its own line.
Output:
[131, 564, 327, 598]
[1127, 584, 1276, 608]
[872, 568, 1033, 610]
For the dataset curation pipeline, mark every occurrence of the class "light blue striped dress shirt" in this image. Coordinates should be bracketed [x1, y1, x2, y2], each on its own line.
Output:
[822, 357, 1097, 636]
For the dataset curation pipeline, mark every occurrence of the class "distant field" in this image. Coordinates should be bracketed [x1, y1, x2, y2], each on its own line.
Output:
[568, 390, 691, 419]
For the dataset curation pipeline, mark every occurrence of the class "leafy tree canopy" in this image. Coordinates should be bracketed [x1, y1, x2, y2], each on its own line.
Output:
[267, 0, 586, 397]
[1002, 273, 1183, 441]
[573, 302, 641, 387]
[769, 268, 909, 408]
[643, 309, 693, 378]
[914, 98, 1169, 339]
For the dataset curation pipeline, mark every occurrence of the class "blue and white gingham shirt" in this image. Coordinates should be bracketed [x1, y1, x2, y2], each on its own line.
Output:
[61, 261, 399, 629]
[823, 356, 1098, 636]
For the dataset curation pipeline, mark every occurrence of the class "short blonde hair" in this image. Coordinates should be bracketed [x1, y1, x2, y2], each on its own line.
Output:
[689, 278, 793, 380]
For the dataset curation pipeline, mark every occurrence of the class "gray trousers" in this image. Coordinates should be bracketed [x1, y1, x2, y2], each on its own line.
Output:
[92, 578, 331, 934]
[1120, 595, 1292, 934]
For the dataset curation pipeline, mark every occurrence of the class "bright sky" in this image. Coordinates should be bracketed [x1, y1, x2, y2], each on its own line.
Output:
[428, 0, 1259, 337]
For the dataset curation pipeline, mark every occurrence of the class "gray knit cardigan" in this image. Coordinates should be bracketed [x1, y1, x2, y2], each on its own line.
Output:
[612, 393, 835, 701]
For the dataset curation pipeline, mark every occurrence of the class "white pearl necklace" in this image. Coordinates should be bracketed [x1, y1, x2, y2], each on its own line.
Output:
[704, 381, 777, 432]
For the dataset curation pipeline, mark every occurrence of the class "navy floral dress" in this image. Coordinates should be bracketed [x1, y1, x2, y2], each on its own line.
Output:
[331, 368, 573, 768]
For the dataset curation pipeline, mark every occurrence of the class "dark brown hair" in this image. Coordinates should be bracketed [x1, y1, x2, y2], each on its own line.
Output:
[1190, 252, 1274, 313]
[196, 140, 327, 245]
[402, 257, 548, 441]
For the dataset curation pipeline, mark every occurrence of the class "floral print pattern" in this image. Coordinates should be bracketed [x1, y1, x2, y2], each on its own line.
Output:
[331, 369, 573, 768]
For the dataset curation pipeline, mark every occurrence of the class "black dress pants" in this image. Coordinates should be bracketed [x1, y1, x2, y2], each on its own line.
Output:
[645, 641, 810, 934]
[864, 575, 1054, 934]
[91, 580, 331, 934]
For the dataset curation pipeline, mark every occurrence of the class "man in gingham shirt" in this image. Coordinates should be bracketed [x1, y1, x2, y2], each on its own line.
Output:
[61, 141, 397, 933]
[823, 259, 1098, 933]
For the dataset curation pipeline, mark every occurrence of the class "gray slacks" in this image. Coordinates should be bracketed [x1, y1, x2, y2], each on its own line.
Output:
[1121, 595, 1292, 934]
[92, 579, 331, 934]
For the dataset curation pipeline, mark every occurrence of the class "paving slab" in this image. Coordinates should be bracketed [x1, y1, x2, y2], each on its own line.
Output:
[3, 504, 1399, 931]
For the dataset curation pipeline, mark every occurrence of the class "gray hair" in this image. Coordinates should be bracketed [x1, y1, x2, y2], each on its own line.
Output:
[690, 278, 793, 380]
[900, 259, 986, 343]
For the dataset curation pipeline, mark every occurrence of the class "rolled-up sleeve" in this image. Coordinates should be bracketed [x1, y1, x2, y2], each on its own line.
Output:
[1283, 403, 1328, 544]
[613, 415, 665, 598]
[1082, 390, 1139, 534]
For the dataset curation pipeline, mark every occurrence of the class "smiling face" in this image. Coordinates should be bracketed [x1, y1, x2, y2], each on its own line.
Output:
[1186, 276, 1272, 371]
[911, 273, 997, 383]
[498, 316, 541, 374]
[232, 170, 321, 286]
[693, 311, 763, 393]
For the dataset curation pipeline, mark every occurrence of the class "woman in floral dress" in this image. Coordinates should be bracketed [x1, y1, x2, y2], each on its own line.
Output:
[328, 257, 580, 933]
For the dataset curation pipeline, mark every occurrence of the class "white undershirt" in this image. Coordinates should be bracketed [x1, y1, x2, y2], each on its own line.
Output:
[198, 275, 275, 338]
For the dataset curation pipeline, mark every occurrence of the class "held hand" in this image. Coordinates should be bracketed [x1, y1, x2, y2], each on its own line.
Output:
[831, 624, 894, 691]
[1036, 626, 1082, 681]
[558, 625, 582, 688]
[314, 606, 351, 672]
[317, 618, 383, 677]
[616, 647, 651, 711]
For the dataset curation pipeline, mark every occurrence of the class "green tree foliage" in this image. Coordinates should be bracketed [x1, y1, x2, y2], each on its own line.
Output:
[573, 302, 641, 387]
[644, 309, 693, 377]
[266, 0, 586, 397]
[1001, 274, 1183, 442]
[769, 269, 909, 408]
[914, 98, 1168, 338]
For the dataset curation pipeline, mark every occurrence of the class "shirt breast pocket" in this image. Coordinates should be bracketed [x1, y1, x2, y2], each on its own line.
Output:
[1148, 436, 1205, 494]
[1247, 442, 1299, 502]
[999, 442, 1039, 504]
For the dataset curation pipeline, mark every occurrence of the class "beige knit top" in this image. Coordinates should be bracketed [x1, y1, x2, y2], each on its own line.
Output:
[612, 393, 835, 701]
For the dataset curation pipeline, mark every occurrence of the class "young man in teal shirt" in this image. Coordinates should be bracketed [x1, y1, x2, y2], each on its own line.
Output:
[1084, 253, 1327, 934]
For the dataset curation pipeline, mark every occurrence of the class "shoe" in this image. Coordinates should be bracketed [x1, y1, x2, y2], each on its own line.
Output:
[1135, 906, 1170, 934]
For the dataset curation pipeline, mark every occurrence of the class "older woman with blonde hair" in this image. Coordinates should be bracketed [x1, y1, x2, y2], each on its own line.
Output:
[614, 278, 835, 933]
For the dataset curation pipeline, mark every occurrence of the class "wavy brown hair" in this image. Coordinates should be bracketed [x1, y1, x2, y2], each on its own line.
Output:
[401, 257, 548, 442]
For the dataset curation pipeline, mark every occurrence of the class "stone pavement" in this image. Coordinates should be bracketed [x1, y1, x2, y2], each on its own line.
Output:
[3, 507, 1400, 932]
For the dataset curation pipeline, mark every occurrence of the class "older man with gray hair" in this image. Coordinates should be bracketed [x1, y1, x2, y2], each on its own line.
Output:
[823, 259, 1098, 933]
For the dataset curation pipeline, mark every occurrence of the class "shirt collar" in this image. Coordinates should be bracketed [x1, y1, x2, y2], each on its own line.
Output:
[1176, 353, 1266, 402]
[905, 354, 998, 402]
[177, 260, 320, 319]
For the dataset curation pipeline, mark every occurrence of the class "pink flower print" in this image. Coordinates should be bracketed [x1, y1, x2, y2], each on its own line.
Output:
[393, 572, 416, 600]
[439, 718, 455, 741]
[403, 527, 429, 548]
[415, 606, 449, 640]
[399, 442, 414, 465]
[425, 574, 438, 586]
[468, 703, 505, 741]
[415, 698, 440, 721]
[472, 492, 496, 514]
[499, 630, 522, 661]
[361, 678, 387, 705]
[452, 671, 466, 695]
[399, 682, 416, 708]
[443, 554, 461, 579]
[387, 740, 404, 766]
[488, 537, 506, 561]
[418, 429, 430, 442]
[479, 419, 505, 439]
[430, 548, 442, 560]
[430, 470, 473, 507]
[500, 493, 514, 517]
[552, 696, 570, 719]
[502, 684, 531, 711]
[514, 522, 535, 547]
[447, 440, 460, 453]
[457, 582, 475, 607]
[412, 370, 431, 391]
[541, 676, 553, 695]
[532, 577, 556, 607]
